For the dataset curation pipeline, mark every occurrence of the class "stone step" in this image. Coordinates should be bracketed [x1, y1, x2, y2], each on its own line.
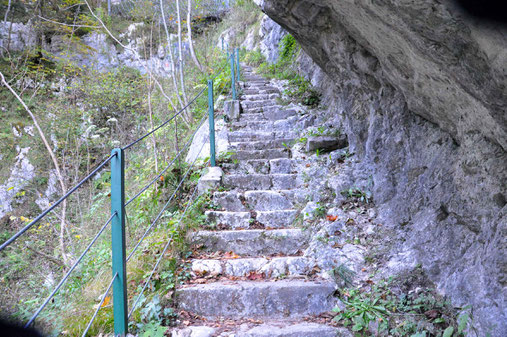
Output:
[243, 105, 281, 114]
[235, 149, 289, 160]
[205, 210, 297, 229]
[243, 81, 270, 88]
[206, 211, 251, 229]
[241, 323, 347, 337]
[231, 120, 271, 130]
[243, 88, 280, 95]
[176, 280, 336, 318]
[231, 119, 297, 132]
[223, 174, 301, 190]
[228, 130, 298, 142]
[192, 228, 306, 256]
[242, 75, 265, 80]
[241, 99, 279, 109]
[234, 158, 298, 175]
[264, 108, 298, 121]
[170, 322, 349, 337]
[242, 93, 279, 101]
[238, 113, 268, 121]
[191, 256, 316, 279]
[244, 190, 294, 211]
[228, 131, 275, 142]
[230, 138, 295, 151]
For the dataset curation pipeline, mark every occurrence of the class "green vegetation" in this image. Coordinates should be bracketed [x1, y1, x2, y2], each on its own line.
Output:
[244, 34, 322, 107]
[333, 274, 471, 337]
[0, 0, 245, 335]
[341, 188, 372, 204]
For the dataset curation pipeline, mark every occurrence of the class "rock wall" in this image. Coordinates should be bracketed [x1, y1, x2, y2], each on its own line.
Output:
[255, 0, 506, 335]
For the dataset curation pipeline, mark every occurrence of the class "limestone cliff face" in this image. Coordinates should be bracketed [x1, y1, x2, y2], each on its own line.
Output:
[255, 0, 506, 334]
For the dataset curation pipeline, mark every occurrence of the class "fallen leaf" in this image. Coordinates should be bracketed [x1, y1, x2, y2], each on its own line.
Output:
[246, 271, 264, 280]
[223, 251, 240, 259]
[306, 163, 311, 167]
[327, 215, 338, 222]
[101, 296, 111, 307]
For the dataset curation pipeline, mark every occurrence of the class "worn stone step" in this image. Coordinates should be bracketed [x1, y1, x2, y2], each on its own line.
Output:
[212, 191, 248, 211]
[243, 105, 281, 114]
[176, 280, 336, 318]
[191, 256, 316, 279]
[241, 99, 279, 109]
[228, 130, 298, 142]
[238, 113, 268, 121]
[192, 228, 307, 256]
[231, 120, 271, 130]
[235, 149, 290, 160]
[256, 210, 298, 228]
[228, 131, 275, 142]
[224, 174, 272, 190]
[243, 88, 280, 95]
[244, 190, 294, 211]
[206, 211, 251, 229]
[243, 81, 270, 88]
[242, 93, 279, 101]
[243, 323, 348, 337]
[242, 75, 265, 81]
[205, 210, 297, 229]
[223, 174, 300, 190]
[232, 119, 297, 132]
[270, 158, 298, 174]
[230, 138, 296, 151]
[170, 322, 349, 337]
[236, 158, 299, 175]
[264, 109, 298, 121]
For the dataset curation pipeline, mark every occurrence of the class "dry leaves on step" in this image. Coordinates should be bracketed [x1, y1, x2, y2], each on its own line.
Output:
[326, 215, 338, 221]
[223, 251, 240, 259]
[246, 271, 265, 280]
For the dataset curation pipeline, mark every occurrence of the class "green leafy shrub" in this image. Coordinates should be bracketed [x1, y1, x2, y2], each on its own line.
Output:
[244, 49, 266, 67]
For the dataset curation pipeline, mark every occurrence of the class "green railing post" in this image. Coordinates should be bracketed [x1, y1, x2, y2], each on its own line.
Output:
[110, 148, 128, 336]
[208, 80, 216, 167]
[230, 51, 237, 100]
[235, 48, 240, 82]
[221, 37, 224, 51]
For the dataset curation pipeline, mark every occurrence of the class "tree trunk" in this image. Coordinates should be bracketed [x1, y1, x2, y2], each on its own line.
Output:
[175, 0, 192, 123]
[1, 0, 12, 54]
[159, 0, 186, 113]
[187, 0, 203, 72]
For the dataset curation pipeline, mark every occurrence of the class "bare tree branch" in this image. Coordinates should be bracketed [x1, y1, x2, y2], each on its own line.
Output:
[0, 70, 70, 267]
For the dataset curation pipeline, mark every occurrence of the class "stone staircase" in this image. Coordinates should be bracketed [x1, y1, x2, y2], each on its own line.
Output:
[175, 66, 348, 336]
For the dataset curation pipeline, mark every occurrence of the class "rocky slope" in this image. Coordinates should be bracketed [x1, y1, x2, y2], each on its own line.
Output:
[253, 0, 506, 335]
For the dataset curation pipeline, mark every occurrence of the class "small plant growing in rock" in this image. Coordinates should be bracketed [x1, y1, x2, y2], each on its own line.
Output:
[341, 188, 372, 204]
[217, 150, 239, 164]
[332, 275, 470, 337]
[311, 203, 327, 218]
[329, 264, 356, 287]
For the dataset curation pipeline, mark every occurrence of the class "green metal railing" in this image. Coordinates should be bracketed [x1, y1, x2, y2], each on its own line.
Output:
[0, 46, 242, 336]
